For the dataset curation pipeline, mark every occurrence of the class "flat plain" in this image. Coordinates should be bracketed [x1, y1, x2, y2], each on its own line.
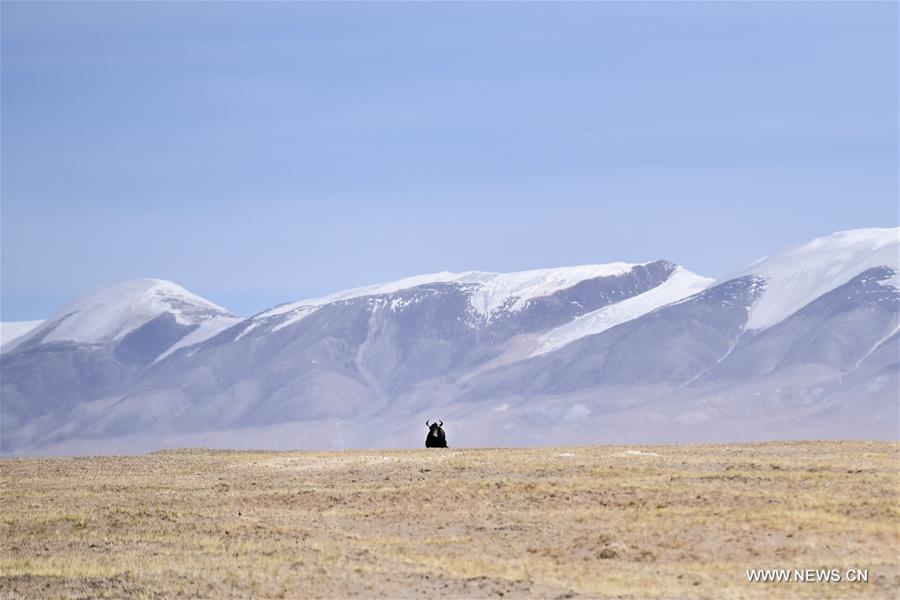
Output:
[1, 441, 898, 599]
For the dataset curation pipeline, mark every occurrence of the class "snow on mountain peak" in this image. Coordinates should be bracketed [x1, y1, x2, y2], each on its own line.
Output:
[464, 262, 643, 317]
[532, 266, 714, 355]
[724, 227, 899, 331]
[258, 262, 647, 324]
[7, 279, 238, 350]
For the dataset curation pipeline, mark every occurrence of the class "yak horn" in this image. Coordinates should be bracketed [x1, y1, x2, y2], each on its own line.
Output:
[438, 420, 443, 427]
[425, 420, 430, 427]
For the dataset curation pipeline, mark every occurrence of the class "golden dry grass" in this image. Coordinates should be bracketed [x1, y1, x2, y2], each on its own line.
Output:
[1, 441, 898, 598]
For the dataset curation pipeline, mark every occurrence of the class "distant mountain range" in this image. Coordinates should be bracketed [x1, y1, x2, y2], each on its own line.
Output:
[2, 227, 897, 455]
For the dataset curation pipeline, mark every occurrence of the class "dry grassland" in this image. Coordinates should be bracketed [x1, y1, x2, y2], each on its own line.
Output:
[1, 441, 898, 598]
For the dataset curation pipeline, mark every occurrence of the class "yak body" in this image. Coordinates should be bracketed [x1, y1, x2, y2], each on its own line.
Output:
[425, 420, 447, 448]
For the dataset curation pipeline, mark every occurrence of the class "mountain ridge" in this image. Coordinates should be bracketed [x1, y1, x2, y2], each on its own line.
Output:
[2, 227, 897, 455]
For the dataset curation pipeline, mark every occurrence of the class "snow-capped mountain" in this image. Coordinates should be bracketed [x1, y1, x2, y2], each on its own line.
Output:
[467, 227, 897, 386]
[246, 261, 659, 335]
[2, 228, 897, 455]
[2, 279, 242, 360]
[0, 280, 241, 439]
[723, 227, 898, 331]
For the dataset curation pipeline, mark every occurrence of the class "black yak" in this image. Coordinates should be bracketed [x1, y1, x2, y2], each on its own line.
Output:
[425, 420, 447, 448]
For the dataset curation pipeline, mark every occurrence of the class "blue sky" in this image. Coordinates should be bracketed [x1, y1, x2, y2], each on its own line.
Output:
[2, 2, 897, 320]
